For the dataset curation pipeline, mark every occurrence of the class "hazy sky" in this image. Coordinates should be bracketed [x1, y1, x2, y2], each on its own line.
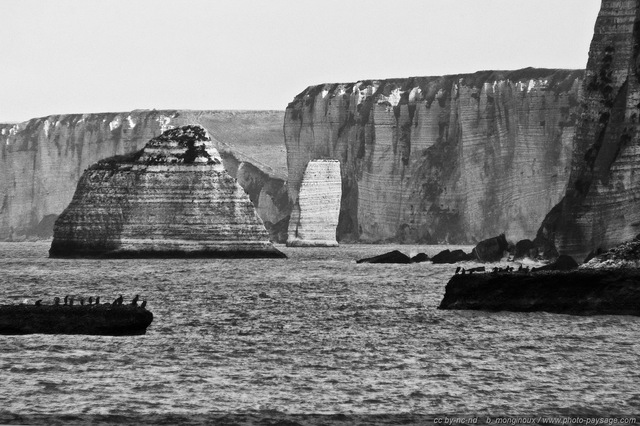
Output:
[1, 0, 601, 122]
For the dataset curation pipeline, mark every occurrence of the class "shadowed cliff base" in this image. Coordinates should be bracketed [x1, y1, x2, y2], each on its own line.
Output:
[438, 270, 640, 316]
[0, 304, 153, 335]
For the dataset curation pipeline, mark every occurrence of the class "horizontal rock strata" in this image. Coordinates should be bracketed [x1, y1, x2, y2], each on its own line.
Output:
[50, 126, 285, 258]
[536, 0, 640, 261]
[285, 68, 583, 244]
[438, 270, 640, 316]
[287, 160, 341, 247]
[0, 110, 288, 242]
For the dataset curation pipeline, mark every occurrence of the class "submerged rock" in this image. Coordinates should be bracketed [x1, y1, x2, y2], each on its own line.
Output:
[438, 270, 640, 316]
[49, 125, 286, 258]
[356, 250, 411, 264]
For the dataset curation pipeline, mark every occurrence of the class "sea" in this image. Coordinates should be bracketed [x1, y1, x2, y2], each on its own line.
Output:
[0, 241, 639, 425]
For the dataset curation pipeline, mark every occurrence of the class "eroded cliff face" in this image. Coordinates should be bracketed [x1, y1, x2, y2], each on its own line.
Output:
[50, 126, 285, 258]
[0, 110, 288, 242]
[287, 160, 341, 247]
[536, 0, 640, 261]
[220, 151, 290, 243]
[285, 68, 583, 243]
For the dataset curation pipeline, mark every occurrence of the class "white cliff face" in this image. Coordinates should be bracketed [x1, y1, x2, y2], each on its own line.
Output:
[285, 69, 583, 244]
[0, 109, 287, 241]
[287, 160, 342, 247]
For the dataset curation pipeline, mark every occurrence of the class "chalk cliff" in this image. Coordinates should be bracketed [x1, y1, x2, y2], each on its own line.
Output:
[0, 110, 289, 242]
[287, 160, 341, 247]
[536, 0, 640, 261]
[285, 68, 583, 244]
[49, 126, 285, 258]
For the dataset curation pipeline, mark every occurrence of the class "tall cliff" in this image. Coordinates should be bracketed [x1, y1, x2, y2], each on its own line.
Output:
[50, 126, 285, 258]
[0, 110, 289, 242]
[285, 68, 583, 243]
[536, 0, 640, 261]
[287, 160, 342, 247]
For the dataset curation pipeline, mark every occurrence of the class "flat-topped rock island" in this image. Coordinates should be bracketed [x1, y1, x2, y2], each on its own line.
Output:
[438, 269, 640, 316]
[0, 303, 153, 336]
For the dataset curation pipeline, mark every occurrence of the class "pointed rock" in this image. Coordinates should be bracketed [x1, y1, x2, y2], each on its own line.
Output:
[49, 125, 286, 258]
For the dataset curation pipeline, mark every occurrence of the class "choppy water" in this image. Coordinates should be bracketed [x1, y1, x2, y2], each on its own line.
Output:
[1, 242, 639, 423]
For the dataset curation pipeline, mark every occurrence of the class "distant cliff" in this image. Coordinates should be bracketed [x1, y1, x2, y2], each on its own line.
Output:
[0, 110, 288, 242]
[50, 126, 285, 258]
[285, 68, 583, 243]
[536, 0, 640, 262]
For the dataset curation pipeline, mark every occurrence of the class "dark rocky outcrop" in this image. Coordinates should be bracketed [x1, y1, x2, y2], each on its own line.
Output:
[356, 250, 410, 264]
[472, 234, 509, 262]
[581, 239, 640, 269]
[438, 270, 640, 316]
[431, 249, 473, 264]
[410, 253, 430, 263]
[535, 0, 640, 261]
[532, 255, 579, 272]
[50, 126, 286, 258]
[514, 239, 537, 260]
[0, 304, 153, 335]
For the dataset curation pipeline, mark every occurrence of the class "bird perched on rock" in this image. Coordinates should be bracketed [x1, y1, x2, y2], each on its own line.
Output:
[35, 300, 42, 306]
[64, 295, 69, 306]
[455, 266, 461, 274]
[114, 294, 123, 305]
[69, 297, 75, 306]
[131, 295, 139, 306]
[88, 296, 93, 305]
[95, 296, 100, 305]
[80, 298, 85, 306]
[140, 300, 147, 309]
[54, 297, 60, 305]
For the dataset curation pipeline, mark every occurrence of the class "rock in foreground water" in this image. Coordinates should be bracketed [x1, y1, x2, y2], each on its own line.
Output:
[50, 125, 286, 258]
[0, 304, 153, 335]
[438, 270, 640, 316]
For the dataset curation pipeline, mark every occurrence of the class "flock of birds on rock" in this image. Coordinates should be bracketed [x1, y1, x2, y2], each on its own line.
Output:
[454, 265, 531, 275]
[31, 294, 147, 308]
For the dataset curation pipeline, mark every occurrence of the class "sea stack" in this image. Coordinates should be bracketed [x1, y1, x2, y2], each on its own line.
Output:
[287, 159, 341, 247]
[536, 0, 640, 261]
[49, 125, 286, 258]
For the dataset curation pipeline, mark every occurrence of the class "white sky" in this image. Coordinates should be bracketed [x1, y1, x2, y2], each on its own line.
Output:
[1, 0, 601, 122]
